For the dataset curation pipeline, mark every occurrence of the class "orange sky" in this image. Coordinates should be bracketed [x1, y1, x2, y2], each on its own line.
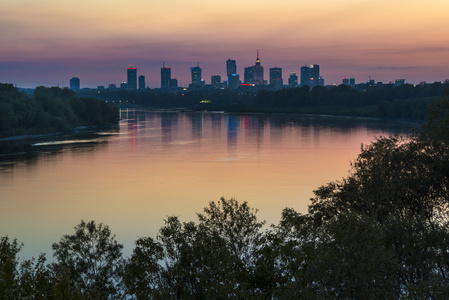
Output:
[1, 0, 449, 88]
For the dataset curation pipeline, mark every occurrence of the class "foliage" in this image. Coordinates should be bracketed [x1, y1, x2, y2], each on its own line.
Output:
[0, 83, 119, 137]
[51, 220, 124, 299]
[2, 90, 449, 298]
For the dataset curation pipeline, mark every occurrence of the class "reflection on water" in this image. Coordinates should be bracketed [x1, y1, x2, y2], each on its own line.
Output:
[0, 109, 417, 260]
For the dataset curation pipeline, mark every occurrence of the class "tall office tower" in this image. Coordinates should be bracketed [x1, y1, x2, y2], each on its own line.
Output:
[191, 64, 202, 85]
[288, 72, 298, 87]
[127, 66, 137, 90]
[252, 50, 264, 85]
[300, 66, 310, 87]
[139, 75, 145, 90]
[161, 63, 171, 89]
[211, 75, 221, 88]
[342, 78, 349, 86]
[270, 67, 283, 89]
[244, 67, 253, 84]
[310, 64, 320, 88]
[228, 74, 240, 90]
[226, 59, 237, 77]
[70, 77, 80, 91]
[349, 78, 355, 88]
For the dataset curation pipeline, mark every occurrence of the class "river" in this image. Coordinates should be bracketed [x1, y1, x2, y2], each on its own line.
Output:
[0, 109, 418, 260]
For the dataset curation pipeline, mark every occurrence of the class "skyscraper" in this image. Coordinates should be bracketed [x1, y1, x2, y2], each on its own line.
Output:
[139, 75, 145, 90]
[270, 67, 283, 89]
[244, 50, 264, 85]
[300, 66, 310, 87]
[161, 63, 171, 90]
[70, 77, 80, 91]
[288, 72, 298, 87]
[244, 67, 253, 84]
[191, 64, 202, 85]
[310, 64, 320, 88]
[226, 59, 237, 77]
[127, 66, 137, 90]
[252, 50, 264, 85]
[300, 64, 321, 88]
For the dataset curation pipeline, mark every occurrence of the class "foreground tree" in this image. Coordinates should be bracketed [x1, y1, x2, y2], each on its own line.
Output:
[124, 197, 270, 299]
[51, 220, 124, 299]
[275, 93, 449, 298]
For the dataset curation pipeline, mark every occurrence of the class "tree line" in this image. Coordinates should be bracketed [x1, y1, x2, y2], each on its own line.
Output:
[254, 82, 449, 119]
[0, 84, 120, 137]
[78, 82, 449, 120]
[2, 91, 449, 299]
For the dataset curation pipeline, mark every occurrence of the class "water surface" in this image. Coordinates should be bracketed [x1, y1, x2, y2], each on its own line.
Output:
[0, 109, 417, 259]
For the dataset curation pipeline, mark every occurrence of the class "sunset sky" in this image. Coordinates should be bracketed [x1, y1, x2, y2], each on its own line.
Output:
[1, 0, 449, 88]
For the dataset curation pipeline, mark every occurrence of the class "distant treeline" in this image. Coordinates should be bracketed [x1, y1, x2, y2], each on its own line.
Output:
[0, 84, 119, 137]
[79, 82, 448, 120]
[253, 82, 449, 119]
[2, 95, 449, 299]
[77, 88, 256, 108]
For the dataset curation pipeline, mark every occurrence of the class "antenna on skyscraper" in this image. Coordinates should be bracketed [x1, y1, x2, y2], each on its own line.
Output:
[163, 61, 165, 68]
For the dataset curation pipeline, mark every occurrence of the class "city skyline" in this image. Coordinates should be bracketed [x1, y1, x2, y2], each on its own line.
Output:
[1, 0, 449, 88]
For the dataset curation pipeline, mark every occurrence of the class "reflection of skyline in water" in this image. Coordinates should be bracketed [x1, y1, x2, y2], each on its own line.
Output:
[0, 110, 418, 174]
[0, 108, 419, 261]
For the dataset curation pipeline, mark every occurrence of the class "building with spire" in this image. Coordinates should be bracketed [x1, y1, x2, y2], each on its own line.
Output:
[244, 50, 264, 85]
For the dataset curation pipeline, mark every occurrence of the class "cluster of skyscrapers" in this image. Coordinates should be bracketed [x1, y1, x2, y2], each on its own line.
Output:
[69, 50, 328, 92]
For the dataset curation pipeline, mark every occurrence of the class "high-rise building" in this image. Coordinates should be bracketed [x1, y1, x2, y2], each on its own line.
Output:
[270, 67, 283, 90]
[228, 74, 240, 90]
[70, 77, 80, 91]
[349, 78, 355, 88]
[191, 64, 202, 85]
[211, 75, 221, 88]
[226, 59, 237, 77]
[139, 75, 145, 90]
[244, 50, 264, 85]
[342, 78, 349, 86]
[244, 67, 253, 84]
[300, 65, 321, 88]
[300, 66, 310, 87]
[310, 64, 320, 88]
[288, 72, 298, 87]
[252, 50, 264, 85]
[127, 66, 137, 90]
[161, 64, 171, 90]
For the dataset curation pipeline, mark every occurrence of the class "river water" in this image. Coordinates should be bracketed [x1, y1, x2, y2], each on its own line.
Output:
[0, 109, 417, 260]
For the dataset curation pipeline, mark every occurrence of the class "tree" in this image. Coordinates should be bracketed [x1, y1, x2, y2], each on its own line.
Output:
[51, 220, 124, 299]
[0, 236, 22, 299]
[124, 198, 270, 299]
